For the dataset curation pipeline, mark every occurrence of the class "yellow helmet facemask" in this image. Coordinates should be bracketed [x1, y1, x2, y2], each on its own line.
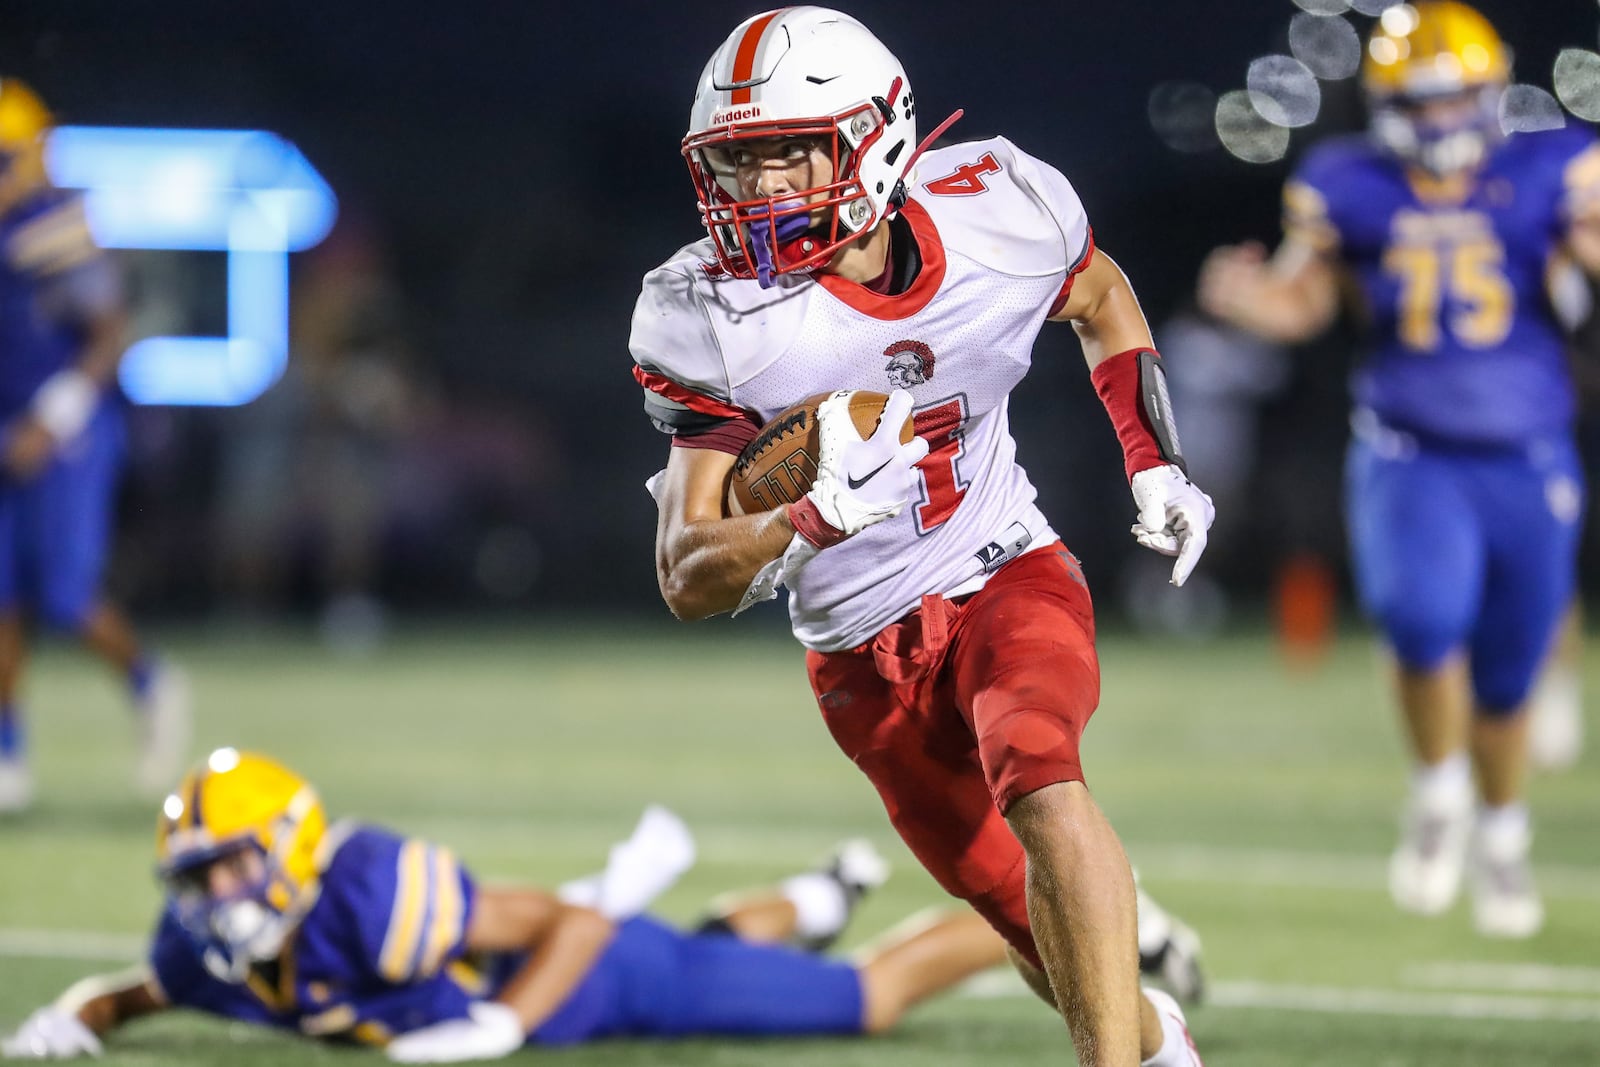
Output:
[156, 749, 328, 982]
[1361, 2, 1511, 176]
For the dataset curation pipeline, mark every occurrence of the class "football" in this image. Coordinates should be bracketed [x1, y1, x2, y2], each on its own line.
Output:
[726, 391, 915, 516]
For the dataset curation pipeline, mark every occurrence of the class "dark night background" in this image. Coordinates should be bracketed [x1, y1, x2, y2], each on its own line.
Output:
[4, 0, 1599, 635]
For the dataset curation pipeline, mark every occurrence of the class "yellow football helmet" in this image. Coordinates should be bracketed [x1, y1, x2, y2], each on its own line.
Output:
[0, 79, 53, 200]
[157, 749, 327, 980]
[1361, 3, 1510, 175]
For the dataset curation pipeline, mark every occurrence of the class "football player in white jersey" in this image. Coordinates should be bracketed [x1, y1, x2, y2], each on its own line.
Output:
[634, 9, 1213, 1066]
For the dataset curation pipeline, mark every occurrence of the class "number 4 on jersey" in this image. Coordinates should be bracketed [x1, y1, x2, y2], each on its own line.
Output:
[924, 153, 1001, 197]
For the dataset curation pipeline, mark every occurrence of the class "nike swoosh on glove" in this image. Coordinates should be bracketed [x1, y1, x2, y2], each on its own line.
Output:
[791, 389, 929, 547]
[1130, 464, 1216, 587]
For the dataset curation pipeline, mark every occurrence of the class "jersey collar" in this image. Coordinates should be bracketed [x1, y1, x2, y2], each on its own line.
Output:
[816, 199, 946, 320]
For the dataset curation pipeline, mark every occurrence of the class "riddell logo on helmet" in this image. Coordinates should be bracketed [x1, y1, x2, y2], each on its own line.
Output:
[712, 105, 763, 124]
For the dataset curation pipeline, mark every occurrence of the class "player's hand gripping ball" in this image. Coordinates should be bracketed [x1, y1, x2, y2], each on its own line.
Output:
[727, 390, 917, 516]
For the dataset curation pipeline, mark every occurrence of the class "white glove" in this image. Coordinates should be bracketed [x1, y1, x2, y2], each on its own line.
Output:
[1, 1008, 102, 1060]
[385, 1001, 524, 1064]
[558, 805, 695, 920]
[802, 389, 929, 541]
[1129, 464, 1215, 588]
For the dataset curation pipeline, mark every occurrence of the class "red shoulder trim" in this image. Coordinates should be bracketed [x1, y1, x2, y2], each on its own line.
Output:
[1047, 226, 1097, 318]
[633, 365, 748, 420]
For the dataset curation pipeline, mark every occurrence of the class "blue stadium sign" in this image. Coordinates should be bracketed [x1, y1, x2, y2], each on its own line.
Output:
[44, 127, 338, 406]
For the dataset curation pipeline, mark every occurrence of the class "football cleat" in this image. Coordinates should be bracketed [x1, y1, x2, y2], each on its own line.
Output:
[1141, 986, 1205, 1066]
[135, 663, 193, 798]
[1527, 663, 1584, 772]
[1388, 781, 1473, 916]
[800, 837, 890, 951]
[1137, 885, 1206, 1006]
[1471, 820, 1544, 939]
[0, 756, 33, 814]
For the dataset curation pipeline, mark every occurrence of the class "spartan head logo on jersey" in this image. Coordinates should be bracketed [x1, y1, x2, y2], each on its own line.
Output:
[884, 340, 936, 387]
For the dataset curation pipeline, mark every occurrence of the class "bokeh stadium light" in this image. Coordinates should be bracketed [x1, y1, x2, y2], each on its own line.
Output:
[1148, 81, 1220, 152]
[1291, 0, 1351, 15]
[1247, 54, 1322, 127]
[1161, 2, 1600, 165]
[1553, 47, 1600, 121]
[1499, 84, 1566, 134]
[1289, 11, 1363, 79]
[1214, 89, 1291, 163]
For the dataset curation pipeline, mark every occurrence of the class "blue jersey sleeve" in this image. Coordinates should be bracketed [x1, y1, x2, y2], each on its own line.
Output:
[322, 826, 477, 986]
[146, 908, 272, 1023]
[2, 192, 120, 321]
[1282, 136, 1378, 254]
[147, 908, 211, 1008]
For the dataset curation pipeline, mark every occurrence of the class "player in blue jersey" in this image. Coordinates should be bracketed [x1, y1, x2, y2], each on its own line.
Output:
[1198, 2, 1599, 938]
[1, 749, 1206, 1061]
[0, 79, 191, 813]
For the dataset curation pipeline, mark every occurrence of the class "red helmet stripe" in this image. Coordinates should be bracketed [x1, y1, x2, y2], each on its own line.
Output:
[729, 10, 784, 105]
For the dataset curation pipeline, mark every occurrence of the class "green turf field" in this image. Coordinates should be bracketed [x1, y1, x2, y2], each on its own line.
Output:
[2, 623, 1598, 1065]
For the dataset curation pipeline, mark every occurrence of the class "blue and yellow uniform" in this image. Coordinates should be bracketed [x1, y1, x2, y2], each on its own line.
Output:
[148, 822, 865, 1048]
[0, 184, 124, 631]
[1284, 125, 1599, 709]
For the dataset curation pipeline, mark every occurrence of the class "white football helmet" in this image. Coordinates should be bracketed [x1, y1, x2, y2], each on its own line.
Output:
[683, 7, 924, 287]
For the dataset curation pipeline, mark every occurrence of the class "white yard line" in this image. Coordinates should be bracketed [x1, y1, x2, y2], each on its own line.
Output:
[1207, 981, 1600, 1022]
[962, 970, 1600, 1023]
[1403, 961, 1600, 995]
[1128, 844, 1600, 899]
[0, 928, 143, 961]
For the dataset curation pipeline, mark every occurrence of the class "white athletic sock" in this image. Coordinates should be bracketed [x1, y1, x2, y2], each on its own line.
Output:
[1140, 989, 1199, 1067]
[1477, 802, 1531, 847]
[781, 872, 849, 942]
[1411, 752, 1471, 808]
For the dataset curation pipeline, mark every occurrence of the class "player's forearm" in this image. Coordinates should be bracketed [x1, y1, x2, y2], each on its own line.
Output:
[656, 508, 798, 620]
[1217, 277, 1332, 344]
[492, 906, 615, 1034]
[57, 968, 165, 1035]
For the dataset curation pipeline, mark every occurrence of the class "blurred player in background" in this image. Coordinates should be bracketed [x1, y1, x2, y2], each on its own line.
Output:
[1198, 2, 1597, 938]
[0, 78, 189, 813]
[638, 8, 1211, 1064]
[3, 749, 1094, 1061]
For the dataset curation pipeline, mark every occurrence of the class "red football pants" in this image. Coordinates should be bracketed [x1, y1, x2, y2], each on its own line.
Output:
[806, 541, 1099, 968]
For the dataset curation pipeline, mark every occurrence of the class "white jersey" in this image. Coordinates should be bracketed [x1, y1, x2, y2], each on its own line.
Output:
[632, 136, 1094, 652]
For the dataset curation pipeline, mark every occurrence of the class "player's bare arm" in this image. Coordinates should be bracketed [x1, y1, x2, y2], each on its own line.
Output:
[465, 885, 617, 1033]
[1197, 235, 1339, 344]
[63, 967, 168, 1035]
[1050, 248, 1215, 586]
[653, 444, 801, 621]
[1048, 249, 1156, 365]
[0, 966, 165, 1057]
[1564, 212, 1600, 277]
